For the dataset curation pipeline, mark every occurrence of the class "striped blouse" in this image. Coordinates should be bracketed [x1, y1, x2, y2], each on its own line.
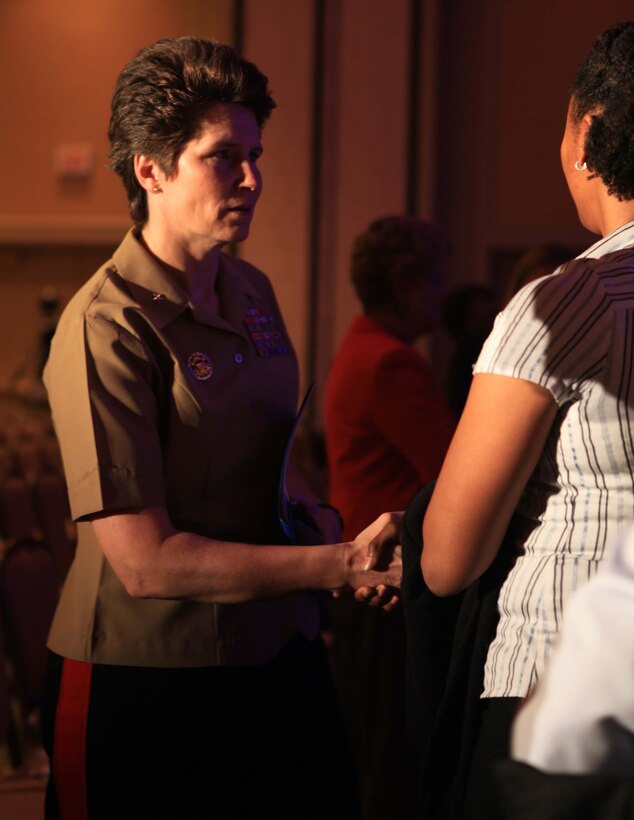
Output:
[474, 221, 634, 698]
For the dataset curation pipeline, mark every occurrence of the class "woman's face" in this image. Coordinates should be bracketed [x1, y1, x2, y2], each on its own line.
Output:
[153, 103, 263, 256]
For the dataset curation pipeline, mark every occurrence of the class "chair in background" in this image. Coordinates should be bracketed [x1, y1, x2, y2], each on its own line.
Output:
[0, 618, 13, 755]
[0, 537, 59, 775]
[0, 443, 16, 484]
[0, 477, 38, 544]
[13, 438, 43, 485]
[40, 434, 63, 475]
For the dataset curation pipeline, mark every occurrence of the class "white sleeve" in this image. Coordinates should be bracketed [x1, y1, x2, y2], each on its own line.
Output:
[475, 261, 612, 407]
[511, 525, 634, 774]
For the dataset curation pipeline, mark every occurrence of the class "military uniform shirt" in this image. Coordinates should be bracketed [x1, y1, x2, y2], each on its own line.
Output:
[44, 229, 319, 668]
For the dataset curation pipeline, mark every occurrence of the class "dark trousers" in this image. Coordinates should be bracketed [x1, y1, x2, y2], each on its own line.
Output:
[42, 635, 359, 820]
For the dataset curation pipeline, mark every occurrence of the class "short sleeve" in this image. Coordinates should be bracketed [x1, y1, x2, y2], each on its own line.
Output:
[44, 310, 166, 520]
[474, 262, 613, 406]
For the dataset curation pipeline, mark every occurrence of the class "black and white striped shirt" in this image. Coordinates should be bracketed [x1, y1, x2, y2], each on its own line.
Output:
[475, 221, 634, 697]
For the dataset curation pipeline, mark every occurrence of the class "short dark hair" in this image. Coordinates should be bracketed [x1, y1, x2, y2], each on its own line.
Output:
[569, 21, 634, 201]
[351, 216, 450, 311]
[108, 37, 276, 225]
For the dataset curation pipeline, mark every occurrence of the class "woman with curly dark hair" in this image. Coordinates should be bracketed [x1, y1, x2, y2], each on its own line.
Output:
[418, 21, 634, 818]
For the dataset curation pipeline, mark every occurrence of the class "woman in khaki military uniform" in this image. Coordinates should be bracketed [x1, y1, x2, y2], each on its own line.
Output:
[41, 37, 401, 820]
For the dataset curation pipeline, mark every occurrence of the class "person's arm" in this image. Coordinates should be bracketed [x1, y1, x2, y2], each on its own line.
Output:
[421, 372, 557, 596]
[91, 506, 402, 605]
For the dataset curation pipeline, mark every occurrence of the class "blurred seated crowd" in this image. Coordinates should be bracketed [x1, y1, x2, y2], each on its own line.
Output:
[0, 393, 76, 782]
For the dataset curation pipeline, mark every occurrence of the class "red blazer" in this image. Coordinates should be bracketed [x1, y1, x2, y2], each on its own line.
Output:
[324, 315, 455, 539]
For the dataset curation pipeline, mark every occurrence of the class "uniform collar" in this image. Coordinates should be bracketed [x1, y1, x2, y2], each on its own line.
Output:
[110, 229, 188, 328]
[110, 228, 262, 332]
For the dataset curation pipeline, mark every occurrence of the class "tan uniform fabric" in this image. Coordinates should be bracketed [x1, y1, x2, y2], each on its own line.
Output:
[44, 229, 319, 667]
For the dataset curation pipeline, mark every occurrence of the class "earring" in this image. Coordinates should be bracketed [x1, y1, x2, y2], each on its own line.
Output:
[152, 184, 162, 194]
[574, 161, 588, 171]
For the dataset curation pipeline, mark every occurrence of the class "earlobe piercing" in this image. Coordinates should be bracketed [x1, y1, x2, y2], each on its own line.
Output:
[574, 161, 588, 171]
[152, 185, 162, 193]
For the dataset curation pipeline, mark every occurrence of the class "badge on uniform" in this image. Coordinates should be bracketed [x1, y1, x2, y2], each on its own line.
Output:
[187, 352, 214, 380]
[243, 307, 289, 357]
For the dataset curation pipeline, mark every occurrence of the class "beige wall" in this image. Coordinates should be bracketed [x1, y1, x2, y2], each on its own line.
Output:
[1, 0, 633, 420]
[0, 0, 234, 240]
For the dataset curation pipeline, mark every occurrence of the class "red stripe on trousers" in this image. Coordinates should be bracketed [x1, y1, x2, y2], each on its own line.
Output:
[52, 658, 92, 820]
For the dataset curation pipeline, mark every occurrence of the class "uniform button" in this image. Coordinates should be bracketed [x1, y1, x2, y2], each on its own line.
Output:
[234, 353, 244, 364]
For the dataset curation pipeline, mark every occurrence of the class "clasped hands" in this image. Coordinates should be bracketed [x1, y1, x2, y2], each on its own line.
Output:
[335, 511, 404, 611]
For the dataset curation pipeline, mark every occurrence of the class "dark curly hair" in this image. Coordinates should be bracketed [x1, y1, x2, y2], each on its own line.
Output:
[351, 216, 450, 312]
[569, 21, 634, 201]
[108, 37, 276, 225]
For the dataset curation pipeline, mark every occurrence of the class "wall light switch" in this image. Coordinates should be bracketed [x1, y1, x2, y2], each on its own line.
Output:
[54, 143, 95, 178]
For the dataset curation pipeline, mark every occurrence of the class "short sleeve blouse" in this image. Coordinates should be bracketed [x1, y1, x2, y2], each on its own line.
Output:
[473, 240, 634, 697]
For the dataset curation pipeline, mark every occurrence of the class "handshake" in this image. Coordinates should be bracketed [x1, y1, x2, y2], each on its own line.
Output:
[336, 511, 404, 611]
[287, 498, 403, 611]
